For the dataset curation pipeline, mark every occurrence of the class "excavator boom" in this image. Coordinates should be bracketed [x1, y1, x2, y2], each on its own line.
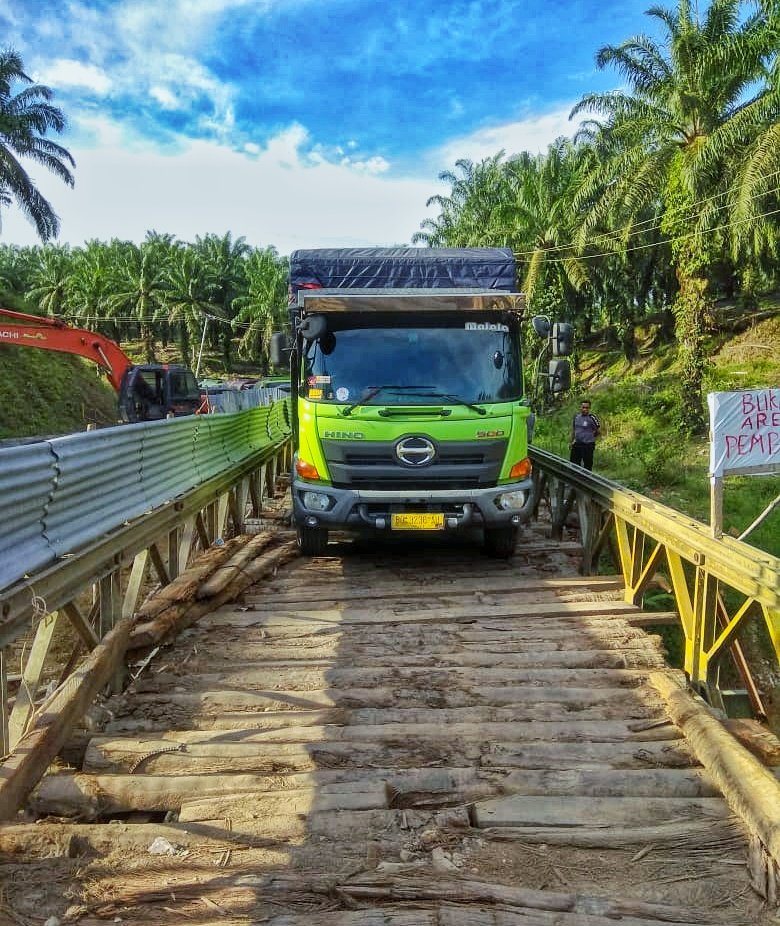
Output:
[0, 308, 204, 422]
[0, 308, 132, 391]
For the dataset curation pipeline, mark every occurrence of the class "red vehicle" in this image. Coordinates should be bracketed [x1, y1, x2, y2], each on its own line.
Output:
[0, 308, 203, 423]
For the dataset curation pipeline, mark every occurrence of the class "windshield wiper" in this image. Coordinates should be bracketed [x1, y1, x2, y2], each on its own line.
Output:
[341, 385, 435, 416]
[415, 392, 487, 415]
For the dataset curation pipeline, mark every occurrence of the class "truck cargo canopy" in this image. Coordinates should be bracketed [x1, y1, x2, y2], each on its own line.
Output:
[289, 247, 516, 303]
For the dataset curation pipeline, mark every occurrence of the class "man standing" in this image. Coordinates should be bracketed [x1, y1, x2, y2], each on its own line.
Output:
[570, 399, 600, 471]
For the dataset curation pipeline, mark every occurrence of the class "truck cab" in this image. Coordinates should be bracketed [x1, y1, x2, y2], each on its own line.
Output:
[117, 365, 202, 423]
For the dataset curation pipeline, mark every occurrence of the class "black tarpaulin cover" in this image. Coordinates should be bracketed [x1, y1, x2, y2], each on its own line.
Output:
[289, 247, 516, 303]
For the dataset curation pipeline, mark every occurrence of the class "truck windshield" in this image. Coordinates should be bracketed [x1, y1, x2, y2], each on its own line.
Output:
[303, 313, 523, 406]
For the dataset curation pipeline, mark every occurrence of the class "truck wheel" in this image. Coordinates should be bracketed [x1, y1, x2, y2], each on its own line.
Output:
[483, 525, 518, 559]
[297, 524, 329, 556]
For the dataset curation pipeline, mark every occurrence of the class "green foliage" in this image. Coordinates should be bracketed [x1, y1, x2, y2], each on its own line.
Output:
[533, 314, 780, 557]
[0, 48, 75, 241]
[0, 345, 117, 439]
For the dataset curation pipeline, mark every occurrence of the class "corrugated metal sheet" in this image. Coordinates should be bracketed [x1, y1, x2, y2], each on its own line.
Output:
[0, 443, 57, 584]
[0, 399, 291, 592]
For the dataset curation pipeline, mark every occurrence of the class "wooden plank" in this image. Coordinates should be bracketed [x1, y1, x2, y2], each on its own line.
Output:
[472, 794, 730, 828]
[255, 574, 624, 603]
[8, 610, 63, 749]
[205, 599, 642, 629]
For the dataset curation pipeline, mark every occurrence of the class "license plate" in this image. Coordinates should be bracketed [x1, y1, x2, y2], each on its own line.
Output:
[391, 513, 445, 531]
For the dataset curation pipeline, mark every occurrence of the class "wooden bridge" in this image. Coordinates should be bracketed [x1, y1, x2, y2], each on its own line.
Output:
[2, 504, 780, 925]
[1, 426, 780, 926]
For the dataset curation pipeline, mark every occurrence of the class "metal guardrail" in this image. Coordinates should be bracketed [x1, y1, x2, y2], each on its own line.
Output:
[530, 447, 780, 712]
[0, 398, 293, 753]
[0, 401, 291, 592]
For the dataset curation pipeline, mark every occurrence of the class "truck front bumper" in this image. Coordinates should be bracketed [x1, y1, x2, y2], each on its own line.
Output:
[292, 478, 535, 531]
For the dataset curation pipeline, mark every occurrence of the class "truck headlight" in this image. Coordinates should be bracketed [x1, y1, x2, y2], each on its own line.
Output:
[498, 490, 527, 511]
[302, 491, 332, 511]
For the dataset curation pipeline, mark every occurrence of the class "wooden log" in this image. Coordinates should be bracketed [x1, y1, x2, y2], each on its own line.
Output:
[134, 536, 245, 619]
[94, 717, 686, 748]
[334, 875, 724, 925]
[84, 737, 490, 775]
[196, 531, 277, 598]
[30, 773, 387, 819]
[0, 820, 271, 856]
[128, 668, 667, 697]
[192, 805, 470, 840]
[649, 669, 780, 870]
[34, 763, 732, 820]
[83, 736, 697, 776]
[265, 907, 717, 926]
[479, 818, 747, 850]
[117, 690, 665, 724]
[128, 541, 297, 649]
[0, 615, 132, 821]
[723, 718, 780, 766]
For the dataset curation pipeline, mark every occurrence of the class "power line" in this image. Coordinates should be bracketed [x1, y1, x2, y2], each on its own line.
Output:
[509, 170, 780, 259]
[535, 204, 780, 265]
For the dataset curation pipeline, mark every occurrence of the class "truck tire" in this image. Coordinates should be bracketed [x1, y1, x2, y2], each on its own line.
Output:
[483, 525, 518, 559]
[297, 524, 329, 556]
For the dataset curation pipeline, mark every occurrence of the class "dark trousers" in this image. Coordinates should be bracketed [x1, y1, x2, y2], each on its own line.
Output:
[570, 441, 595, 471]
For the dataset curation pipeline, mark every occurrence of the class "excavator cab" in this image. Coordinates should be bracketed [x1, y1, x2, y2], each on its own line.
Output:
[118, 365, 202, 423]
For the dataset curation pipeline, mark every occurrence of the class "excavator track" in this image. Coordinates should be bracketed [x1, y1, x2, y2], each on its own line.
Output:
[1, 521, 776, 925]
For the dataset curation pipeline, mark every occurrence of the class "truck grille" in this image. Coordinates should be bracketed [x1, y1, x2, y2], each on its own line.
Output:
[321, 438, 507, 490]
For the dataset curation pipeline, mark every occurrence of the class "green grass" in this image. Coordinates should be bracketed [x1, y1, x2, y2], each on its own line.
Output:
[534, 313, 780, 558]
[0, 345, 118, 439]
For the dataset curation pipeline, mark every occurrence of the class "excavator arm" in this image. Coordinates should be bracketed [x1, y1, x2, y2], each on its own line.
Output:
[0, 308, 132, 392]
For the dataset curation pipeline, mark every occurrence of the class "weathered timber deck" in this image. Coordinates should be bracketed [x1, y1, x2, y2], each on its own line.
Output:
[1, 524, 778, 925]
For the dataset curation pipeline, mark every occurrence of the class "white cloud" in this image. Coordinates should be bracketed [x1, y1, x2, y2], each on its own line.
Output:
[34, 59, 113, 96]
[431, 105, 576, 168]
[150, 86, 180, 109]
[0, 118, 441, 253]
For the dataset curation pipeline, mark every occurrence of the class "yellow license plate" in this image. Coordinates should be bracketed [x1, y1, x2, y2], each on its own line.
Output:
[391, 513, 445, 531]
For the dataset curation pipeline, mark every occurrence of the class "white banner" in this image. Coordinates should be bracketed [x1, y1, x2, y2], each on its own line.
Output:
[708, 389, 780, 477]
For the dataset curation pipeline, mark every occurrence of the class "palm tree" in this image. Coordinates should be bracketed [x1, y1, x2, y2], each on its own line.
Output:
[413, 154, 515, 247]
[26, 244, 72, 315]
[502, 139, 591, 310]
[0, 48, 75, 241]
[231, 247, 288, 366]
[164, 244, 220, 368]
[106, 238, 172, 362]
[193, 232, 250, 369]
[570, 0, 774, 433]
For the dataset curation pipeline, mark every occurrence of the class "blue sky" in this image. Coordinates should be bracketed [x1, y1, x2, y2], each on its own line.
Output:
[1, 0, 660, 254]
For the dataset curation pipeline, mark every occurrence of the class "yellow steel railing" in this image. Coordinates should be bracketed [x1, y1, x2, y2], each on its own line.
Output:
[530, 447, 780, 714]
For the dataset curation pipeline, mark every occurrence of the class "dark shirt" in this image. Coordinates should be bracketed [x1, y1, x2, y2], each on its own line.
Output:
[573, 412, 600, 444]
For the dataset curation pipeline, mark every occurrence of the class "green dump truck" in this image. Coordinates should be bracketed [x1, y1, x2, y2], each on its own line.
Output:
[273, 247, 571, 557]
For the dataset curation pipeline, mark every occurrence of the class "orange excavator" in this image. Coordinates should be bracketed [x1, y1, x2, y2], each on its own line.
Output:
[0, 308, 203, 423]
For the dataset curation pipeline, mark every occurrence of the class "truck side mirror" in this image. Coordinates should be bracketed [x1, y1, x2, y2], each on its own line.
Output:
[531, 316, 550, 338]
[552, 322, 574, 357]
[299, 313, 328, 342]
[270, 332, 291, 366]
[548, 359, 571, 394]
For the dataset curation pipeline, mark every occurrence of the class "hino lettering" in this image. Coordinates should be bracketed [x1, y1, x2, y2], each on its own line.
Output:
[0, 330, 20, 339]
